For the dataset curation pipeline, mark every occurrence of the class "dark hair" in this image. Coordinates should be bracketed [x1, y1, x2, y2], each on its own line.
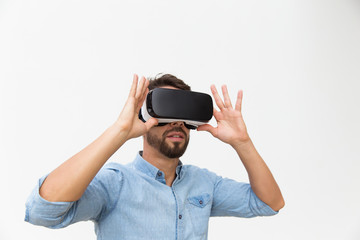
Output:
[148, 73, 191, 91]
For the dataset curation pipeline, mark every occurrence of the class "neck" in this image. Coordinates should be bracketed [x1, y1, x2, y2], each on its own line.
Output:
[142, 147, 179, 187]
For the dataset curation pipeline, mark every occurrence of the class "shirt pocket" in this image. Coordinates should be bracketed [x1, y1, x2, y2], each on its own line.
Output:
[186, 193, 212, 237]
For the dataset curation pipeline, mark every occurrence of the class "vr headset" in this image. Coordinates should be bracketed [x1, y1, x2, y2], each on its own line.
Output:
[139, 88, 213, 129]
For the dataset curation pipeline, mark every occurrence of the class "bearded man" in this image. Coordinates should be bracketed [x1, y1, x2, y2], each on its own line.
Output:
[25, 74, 285, 240]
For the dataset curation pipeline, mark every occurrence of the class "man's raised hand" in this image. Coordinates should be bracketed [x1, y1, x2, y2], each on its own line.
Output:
[115, 74, 158, 140]
[197, 84, 250, 147]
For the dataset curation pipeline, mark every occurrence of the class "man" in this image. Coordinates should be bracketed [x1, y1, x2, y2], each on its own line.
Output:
[25, 74, 284, 239]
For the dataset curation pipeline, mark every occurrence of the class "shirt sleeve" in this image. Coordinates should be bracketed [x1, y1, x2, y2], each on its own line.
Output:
[209, 172, 278, 218]
[24, 165, 123, 228]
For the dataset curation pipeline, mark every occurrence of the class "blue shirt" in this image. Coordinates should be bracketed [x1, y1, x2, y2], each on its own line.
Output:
[25, 152, 278, 240]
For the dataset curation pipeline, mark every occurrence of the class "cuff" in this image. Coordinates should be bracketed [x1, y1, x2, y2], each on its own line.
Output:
[25, 175, 74, 228]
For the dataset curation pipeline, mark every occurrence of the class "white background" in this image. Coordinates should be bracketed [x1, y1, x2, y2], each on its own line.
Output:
[1, 0, 360, 239]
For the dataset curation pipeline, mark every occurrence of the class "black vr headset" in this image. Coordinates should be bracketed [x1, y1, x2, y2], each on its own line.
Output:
[139, 88, 213, 129]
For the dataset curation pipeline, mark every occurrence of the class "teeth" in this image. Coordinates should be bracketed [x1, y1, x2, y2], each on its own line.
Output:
[170, 135, 181, 138]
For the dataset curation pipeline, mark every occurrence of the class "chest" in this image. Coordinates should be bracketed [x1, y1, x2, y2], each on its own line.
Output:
[99, 173, 213, 240]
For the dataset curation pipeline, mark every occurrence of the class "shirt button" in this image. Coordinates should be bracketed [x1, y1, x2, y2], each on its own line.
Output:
[157, 172, 162, 177]
[199, 200, 203, 205]
[179, 214, 182, 219]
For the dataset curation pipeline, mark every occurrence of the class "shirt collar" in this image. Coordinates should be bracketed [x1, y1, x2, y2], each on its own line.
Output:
[133, 151, 184, 181]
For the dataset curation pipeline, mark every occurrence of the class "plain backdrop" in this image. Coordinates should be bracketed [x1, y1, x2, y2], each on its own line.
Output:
[1, 0, 360, 239]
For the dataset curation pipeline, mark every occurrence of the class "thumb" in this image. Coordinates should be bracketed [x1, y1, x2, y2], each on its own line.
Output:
[197, 124, 217, 137]
[144, 118, 159, 130]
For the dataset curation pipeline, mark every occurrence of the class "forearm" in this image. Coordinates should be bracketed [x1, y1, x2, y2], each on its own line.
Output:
[231, 139, 285, 211]
[39, 122, 128, 202]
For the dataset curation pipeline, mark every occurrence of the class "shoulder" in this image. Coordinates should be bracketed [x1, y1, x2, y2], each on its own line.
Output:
[93, 162, 130, 182]
[103, 161, 127, 171]
[183, 164, 218, 176]
[182, 164, 221, 184]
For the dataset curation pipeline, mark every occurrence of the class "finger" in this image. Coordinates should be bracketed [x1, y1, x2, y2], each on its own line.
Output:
[136, 88, 149, 113]
[140, 87, 149, 104]
[135, 76, 146, 99]
[144, 117, 159, 130]
[137, 78, 148, 104]
[221, 85, 233, 109]
[235, 90, 243, 112]
[197, 124, 217, 137]
[141, 77, 150, 98]
[213, 107, 221, 121]
[213, 107, 220, 115]
[129, 74, 138, 98]
[210, 85, 225, 110]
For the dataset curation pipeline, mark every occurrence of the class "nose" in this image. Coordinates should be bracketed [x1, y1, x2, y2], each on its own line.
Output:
[170, 121, 184, 127]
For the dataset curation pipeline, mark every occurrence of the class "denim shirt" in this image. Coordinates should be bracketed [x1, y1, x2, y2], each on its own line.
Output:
[25, 152, 278, 240]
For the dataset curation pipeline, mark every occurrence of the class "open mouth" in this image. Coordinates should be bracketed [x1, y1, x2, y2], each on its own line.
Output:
[166, 132, 185, 141]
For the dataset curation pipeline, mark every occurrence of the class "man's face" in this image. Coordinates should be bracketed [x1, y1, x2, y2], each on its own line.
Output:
[146, 123, 190, 159]
[144, 85, 190, 159]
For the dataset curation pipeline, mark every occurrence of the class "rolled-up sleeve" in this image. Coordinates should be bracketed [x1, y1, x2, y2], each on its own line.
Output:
[210, 174, 278, 218]
[25, 165, 122, 228]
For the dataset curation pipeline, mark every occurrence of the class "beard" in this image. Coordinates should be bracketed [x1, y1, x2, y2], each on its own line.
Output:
[146, 127, 190, 159]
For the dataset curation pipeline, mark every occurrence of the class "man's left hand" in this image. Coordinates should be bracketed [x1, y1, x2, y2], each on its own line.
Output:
[197, 85, 250, 147]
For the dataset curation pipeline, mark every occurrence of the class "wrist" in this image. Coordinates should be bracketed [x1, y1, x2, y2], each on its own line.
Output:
[110, 121, 132, 141]
[230, 136, 252, 150]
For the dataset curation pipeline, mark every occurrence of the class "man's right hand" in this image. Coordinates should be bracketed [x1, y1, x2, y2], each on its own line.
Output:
[115, 74, 158, 140]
